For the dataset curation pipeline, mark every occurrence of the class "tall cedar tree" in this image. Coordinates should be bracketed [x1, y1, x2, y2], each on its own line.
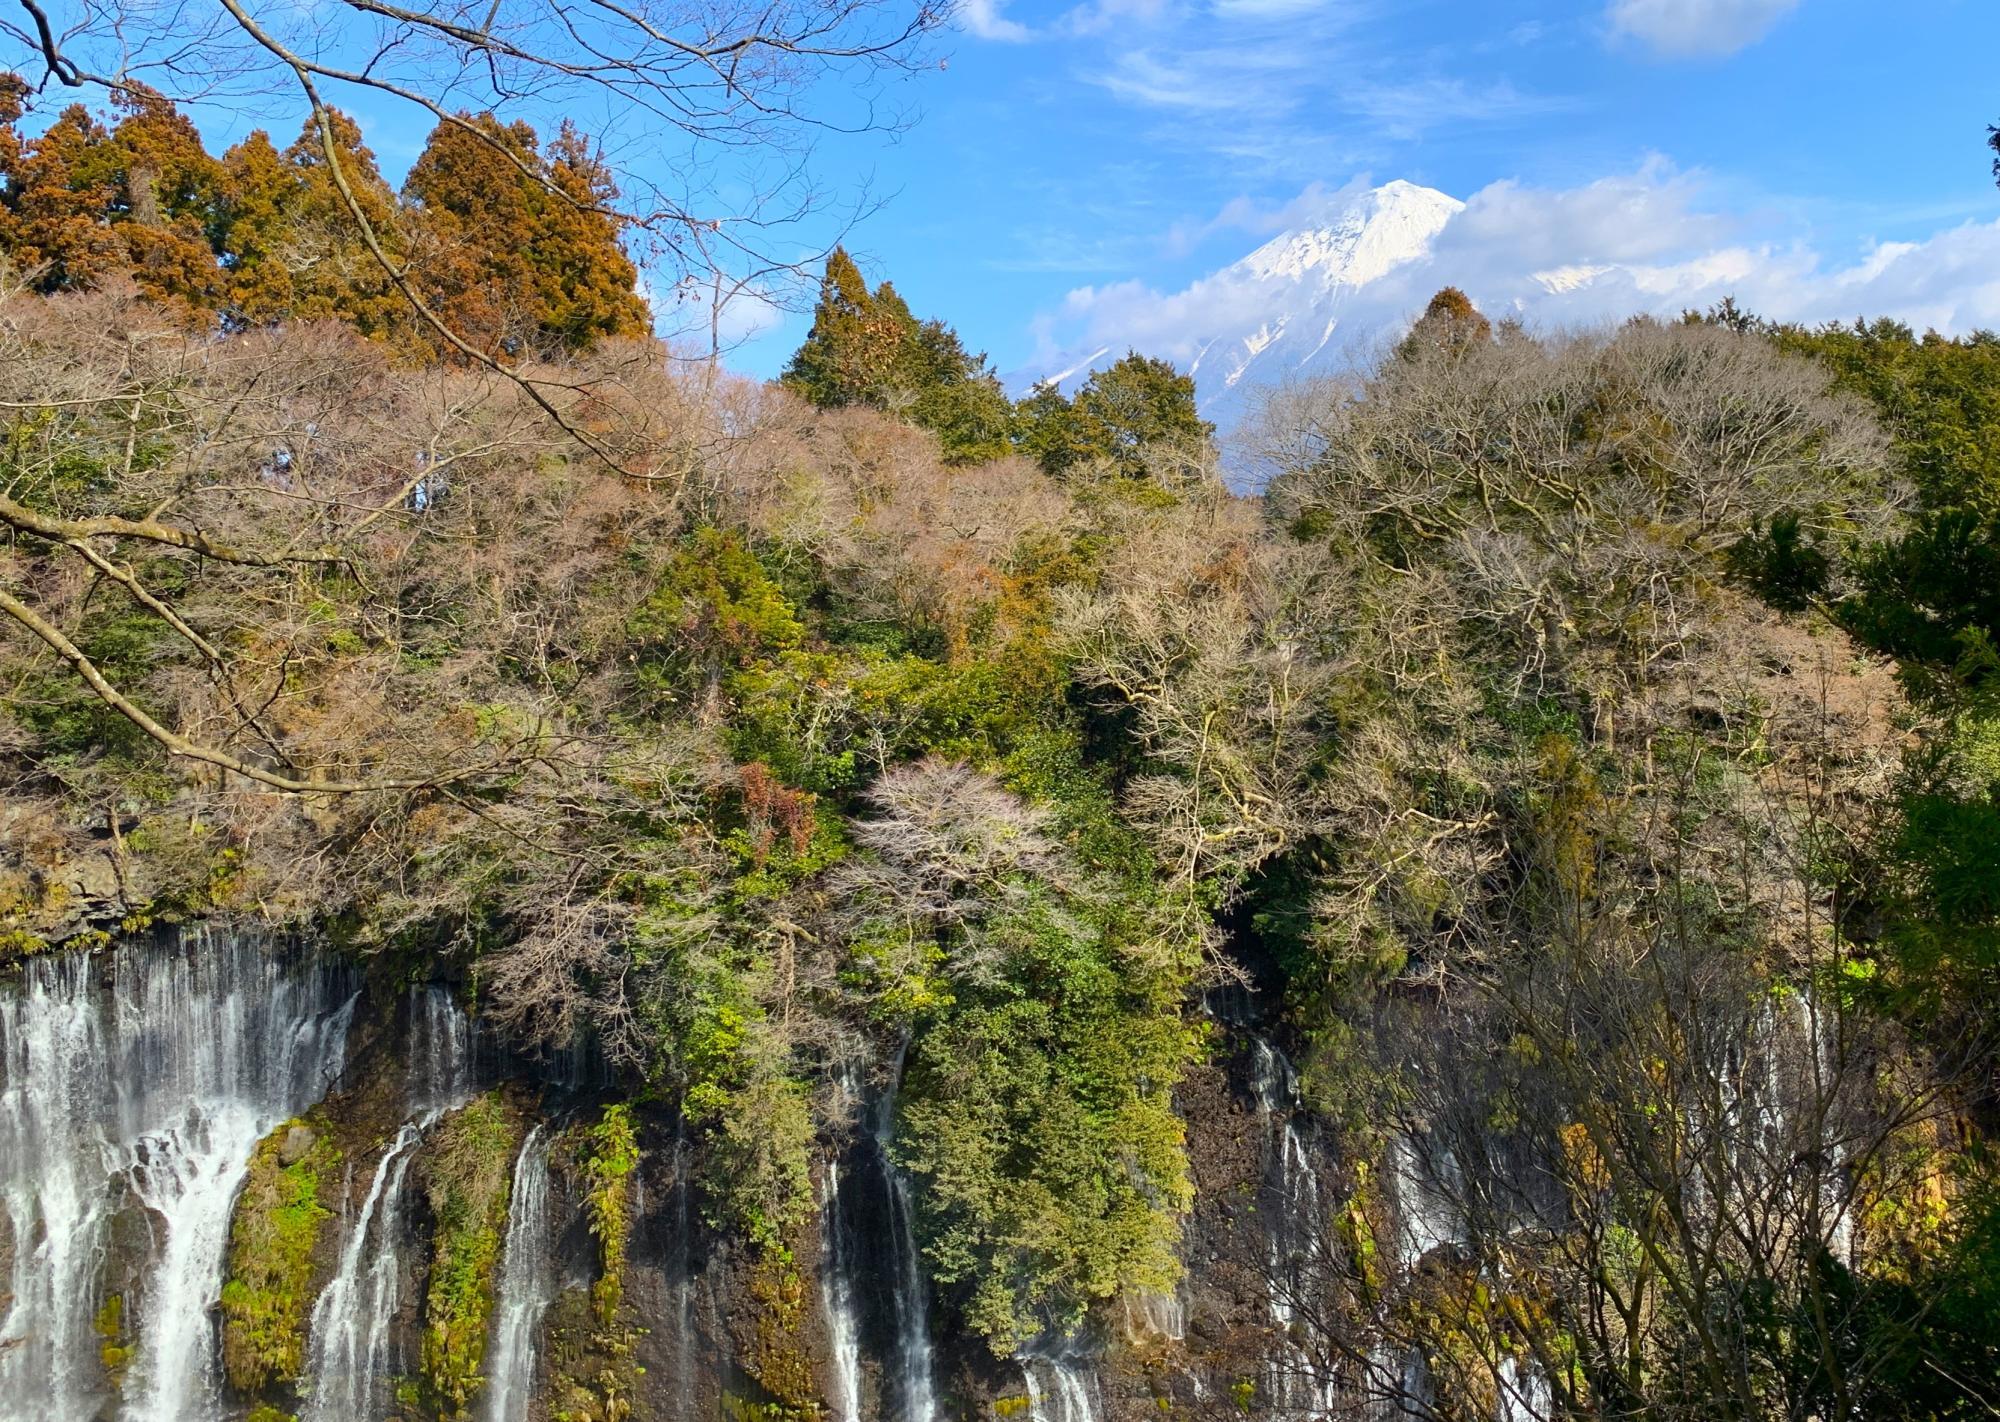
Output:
[2, 85, 647, 353]
[1397, 285, 1494, 361]
[219, 111, 406, 336]
[95, 85, 224, 312]
[783, 247, 1013, 463]
[0, 95, 124, 291]
[2, 83, 225, 310]
[402, 114, 648, 359]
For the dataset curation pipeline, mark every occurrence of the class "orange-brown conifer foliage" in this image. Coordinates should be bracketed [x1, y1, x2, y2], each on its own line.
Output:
[0, 82, 649, 354]
[403, 114, 649, 359]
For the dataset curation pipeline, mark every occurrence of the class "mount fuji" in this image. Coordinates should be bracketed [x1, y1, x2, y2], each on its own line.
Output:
[1015, 180, 1467, 429]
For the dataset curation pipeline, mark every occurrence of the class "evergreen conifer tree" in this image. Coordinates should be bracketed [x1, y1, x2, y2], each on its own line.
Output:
[784, 247, 1013, 462]
[403, 113, 648, 358]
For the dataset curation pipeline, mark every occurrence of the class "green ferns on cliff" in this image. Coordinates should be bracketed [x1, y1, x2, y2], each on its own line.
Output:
[419, 1091, 525, 1419]
[220, 1116, 340, 1399]
[545, 1104, 641, 1422]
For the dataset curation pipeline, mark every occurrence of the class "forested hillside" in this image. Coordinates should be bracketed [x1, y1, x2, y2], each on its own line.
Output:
[1, 74, 1997, 1422]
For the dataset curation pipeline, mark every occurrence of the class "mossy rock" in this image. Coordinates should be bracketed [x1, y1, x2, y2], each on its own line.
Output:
[544, 1285, 638, 1422]
[543, 1104, 643, 1422]
[743, 1242, 822, 1419]
[419, 1089, 525, 1419]
[220, 1114, 341, 1397]
[96, 1293, 133, 1386]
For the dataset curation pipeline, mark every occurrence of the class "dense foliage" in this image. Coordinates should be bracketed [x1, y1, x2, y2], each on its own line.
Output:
[0, 82, 644, 358]
[785, 249, 1213, 478]
[0, 189, 1993, 1414]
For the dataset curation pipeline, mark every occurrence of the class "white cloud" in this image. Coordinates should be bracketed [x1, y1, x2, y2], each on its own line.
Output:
[1027, 165, 2000, 399]
[1339, 76, 1577, 139]
[1096, 45, 1310, 113]
[1607, 0, 1800, 58]
[956, 0, 1033, 42]
[1163, 178, 1373, 255]
[656, 275, 787, 354]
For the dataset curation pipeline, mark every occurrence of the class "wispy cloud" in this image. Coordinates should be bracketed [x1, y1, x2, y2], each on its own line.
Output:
[1340, 76, 1578, 140]
[1606, 0, 1801, 58]
[1162, 178, 1374, 256]
[955, 0, 1033, 42]
[1095, 45, 1311, 114]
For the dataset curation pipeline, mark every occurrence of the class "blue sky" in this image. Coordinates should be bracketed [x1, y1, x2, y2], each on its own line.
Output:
[710, 0, 2000, 377]
[40, 0, 2000, 380]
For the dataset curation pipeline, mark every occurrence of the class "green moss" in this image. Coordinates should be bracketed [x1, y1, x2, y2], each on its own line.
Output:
[545, 1104, 643, 1422]
[579, 1104, 639, 1328]
[544, 1285, 638, 1422]
[419, 1090, 523, 1420]
[220, 1115, 340, 1396]
[245, 1407, 297, 1422]
[740, 1242, 822, 1421]
[95, 1293, 131, 1385]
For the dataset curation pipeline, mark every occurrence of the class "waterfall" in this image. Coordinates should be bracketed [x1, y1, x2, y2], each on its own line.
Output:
[818, 1054, 938, 1422]
[670, 1128, 698, 1416]
[1495, 1355, 1549, 1422]
[409, 982, 477, 1113]
[819, 1155, 865, 1422]
[1389, 1131, 1459, 1264]
[0, 929, 356, 1422]
[302, 983, 478, 1422]
[483, 1122, 558, 1422]
[879, 1103, 939, 1422]
[1020, 1347, 1101, 1422]
[1248, 1037, 1339, 1419]
[301, 1120, 424, 1422]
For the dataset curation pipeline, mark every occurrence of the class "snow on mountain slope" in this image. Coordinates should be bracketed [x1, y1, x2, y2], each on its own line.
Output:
[1014, 181, 1462, 422]
[1015, 170, 2000, 449]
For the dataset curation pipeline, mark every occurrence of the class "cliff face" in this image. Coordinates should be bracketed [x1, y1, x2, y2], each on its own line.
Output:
[0, 927, 1372, 1422]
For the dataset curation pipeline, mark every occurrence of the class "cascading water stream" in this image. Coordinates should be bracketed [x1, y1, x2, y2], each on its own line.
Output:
[0, 928, 357, 1422]
[819, 1153, 865, 1422]
[301, 984, 478, 1422]
[670, 1127, 699, 1415]
[1495, 1355, 1551, 1422]
[301, 1121, 424, 1422]
[1248, 1037, 1339, 1419]
[1019, 1347, 1102, 1422]
[877, 1093, 940, 1422]
[410, 981, 477, 1113]
[1389, 1130, 1459, 1264]
[483, 1122, 558, 1422]
[817, 1054, 939, 1422]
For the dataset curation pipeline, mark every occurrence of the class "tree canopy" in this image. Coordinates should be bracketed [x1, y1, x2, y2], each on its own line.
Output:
[0, 87, 651, 359]
[782, 246, 1014, 463]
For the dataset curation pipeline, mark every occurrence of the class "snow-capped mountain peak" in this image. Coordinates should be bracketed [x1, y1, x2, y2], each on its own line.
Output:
[1016, 180, 1464, 423]
[1233, 180, 1464, 287]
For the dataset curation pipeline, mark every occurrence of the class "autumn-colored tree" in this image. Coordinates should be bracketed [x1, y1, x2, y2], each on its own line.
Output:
[97, 85, 225, 310]
[219, 110, 406, 335]
[402, 113, 648, 359]
[0, 83, 221, 310]
[0, 71, 23, 246]
[0, 97, 122, 290]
